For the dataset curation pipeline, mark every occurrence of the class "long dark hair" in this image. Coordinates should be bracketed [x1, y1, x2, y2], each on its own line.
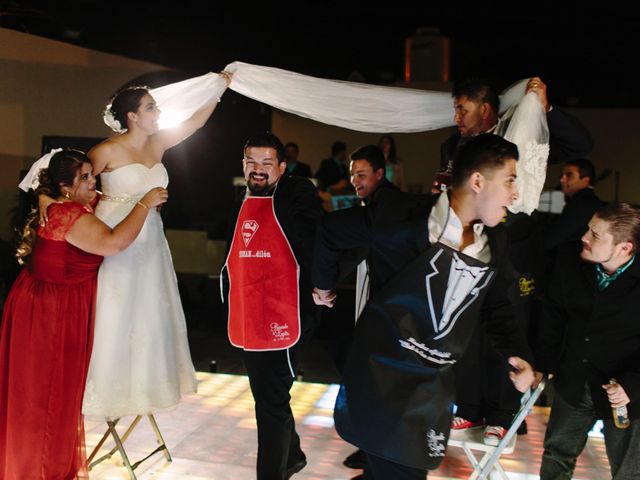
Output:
[16, 150, 91, 264]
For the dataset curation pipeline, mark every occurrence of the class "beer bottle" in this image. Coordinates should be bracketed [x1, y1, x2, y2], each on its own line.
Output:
[609, 379, 631, 429]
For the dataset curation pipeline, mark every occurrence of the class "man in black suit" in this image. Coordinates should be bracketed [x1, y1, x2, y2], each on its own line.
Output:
[535, 203, 640, 479]
[348, 145, 398, 315]
[284, 142, 313, 178]
[337, 145, 398, 476]
[544, 158, 604, 256]
[222, 132, 323, 480]
[318, 145, 396, 383]
[315, 141, 349, 192]
[313, 134, 534, 479]
[439, 77, 594, 176]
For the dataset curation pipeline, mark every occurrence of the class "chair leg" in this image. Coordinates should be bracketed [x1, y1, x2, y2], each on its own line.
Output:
[87, 414, 172, 478]
[463, 444, 477, 467]
[148, 414, 172, 462]
[108, 419, 137, 479]
[491, 461, 510, 480]
[468, 450, 490, 480]
[87, 425, 113, 465]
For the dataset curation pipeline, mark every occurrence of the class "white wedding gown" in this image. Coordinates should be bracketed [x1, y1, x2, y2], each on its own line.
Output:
[82, 163, 197, 420]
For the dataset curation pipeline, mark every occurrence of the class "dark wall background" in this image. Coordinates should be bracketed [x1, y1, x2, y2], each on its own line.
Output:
[161, 89, 271, 238]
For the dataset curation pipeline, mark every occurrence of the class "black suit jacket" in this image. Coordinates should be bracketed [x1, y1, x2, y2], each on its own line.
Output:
[287, 161, 312, 178]
[544, 187, 603, 252]
[334, 178, 399, 280]
[223, 175, 323, 332]
[535, 255, 640, 419]
[440, 106, 594, 171]
[313, 189, 531, 361]
[315, 157, 348, 191]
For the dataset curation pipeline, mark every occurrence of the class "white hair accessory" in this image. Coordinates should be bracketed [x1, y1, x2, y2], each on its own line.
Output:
[102, 104, 124, 133]
[18, 148, 63, 192]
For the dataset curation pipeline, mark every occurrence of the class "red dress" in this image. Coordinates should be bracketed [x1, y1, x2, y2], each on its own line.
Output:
[0, 202, 103, 479]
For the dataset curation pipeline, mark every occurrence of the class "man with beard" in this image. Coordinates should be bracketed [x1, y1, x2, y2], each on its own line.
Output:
[222, 132, 323, 480]
[535, 203, 640, 479]
[313, 134, 534, 479]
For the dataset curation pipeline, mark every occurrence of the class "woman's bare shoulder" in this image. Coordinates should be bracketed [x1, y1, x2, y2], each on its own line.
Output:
[89, 137, 127, 157]
[88, 137, 130, 172]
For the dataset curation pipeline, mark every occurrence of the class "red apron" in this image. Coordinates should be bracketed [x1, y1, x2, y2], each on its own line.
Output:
[225, 195, 301, 351]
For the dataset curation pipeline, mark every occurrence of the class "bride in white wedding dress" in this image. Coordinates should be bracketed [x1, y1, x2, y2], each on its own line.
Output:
[82, 75, 229, 419]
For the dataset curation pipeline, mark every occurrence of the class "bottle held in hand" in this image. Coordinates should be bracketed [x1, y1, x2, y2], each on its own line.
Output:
[610, 379, 631, 429]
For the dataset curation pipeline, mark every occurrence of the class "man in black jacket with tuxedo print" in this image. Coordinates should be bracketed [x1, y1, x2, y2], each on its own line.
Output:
[313, 134, 534, 479]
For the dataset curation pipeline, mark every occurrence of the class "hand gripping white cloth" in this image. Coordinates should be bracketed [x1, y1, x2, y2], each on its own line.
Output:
[497, 80, 550, 214]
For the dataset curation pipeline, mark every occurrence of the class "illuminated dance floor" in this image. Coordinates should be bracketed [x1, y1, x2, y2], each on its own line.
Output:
[86, 372, 612, 479]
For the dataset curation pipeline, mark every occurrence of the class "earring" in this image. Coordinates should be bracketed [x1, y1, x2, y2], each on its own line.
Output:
[63, 190, 71, 200]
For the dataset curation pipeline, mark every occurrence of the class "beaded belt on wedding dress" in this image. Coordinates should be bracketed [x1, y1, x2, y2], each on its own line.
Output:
[100, 193, 142, 204]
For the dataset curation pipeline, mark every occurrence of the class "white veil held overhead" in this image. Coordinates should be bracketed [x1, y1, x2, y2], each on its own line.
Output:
[20, 63, 549, 214]
[151, 72, 229, 130]
[223, 61, 454, 133]
[148, 65, 549, 213]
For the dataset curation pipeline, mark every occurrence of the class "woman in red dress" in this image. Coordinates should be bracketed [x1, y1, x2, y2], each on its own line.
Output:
[0, 149, 167, 479]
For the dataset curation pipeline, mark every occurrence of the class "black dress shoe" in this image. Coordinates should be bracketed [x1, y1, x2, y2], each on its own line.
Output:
[343, 448, 366, 469]
[286, 455, 307, 478]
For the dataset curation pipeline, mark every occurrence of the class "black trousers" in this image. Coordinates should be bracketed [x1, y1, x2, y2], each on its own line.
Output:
[454, 323, 521, 428]
[242, 345, 306, 480]
[363, 453, 427, 479]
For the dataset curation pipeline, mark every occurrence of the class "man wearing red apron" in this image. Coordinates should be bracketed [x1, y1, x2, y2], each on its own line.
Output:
[222, 133, 322, 480]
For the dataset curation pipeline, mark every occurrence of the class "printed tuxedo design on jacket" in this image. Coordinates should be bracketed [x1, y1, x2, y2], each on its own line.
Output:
[427, 250, 493, 341]
[335, 244, 498, 470]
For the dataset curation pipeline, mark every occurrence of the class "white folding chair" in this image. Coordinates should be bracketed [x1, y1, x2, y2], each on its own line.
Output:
[447, 379, 546, 479]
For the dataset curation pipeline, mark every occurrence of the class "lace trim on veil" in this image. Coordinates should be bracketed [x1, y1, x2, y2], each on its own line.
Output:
[497, 81, 550, 214]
